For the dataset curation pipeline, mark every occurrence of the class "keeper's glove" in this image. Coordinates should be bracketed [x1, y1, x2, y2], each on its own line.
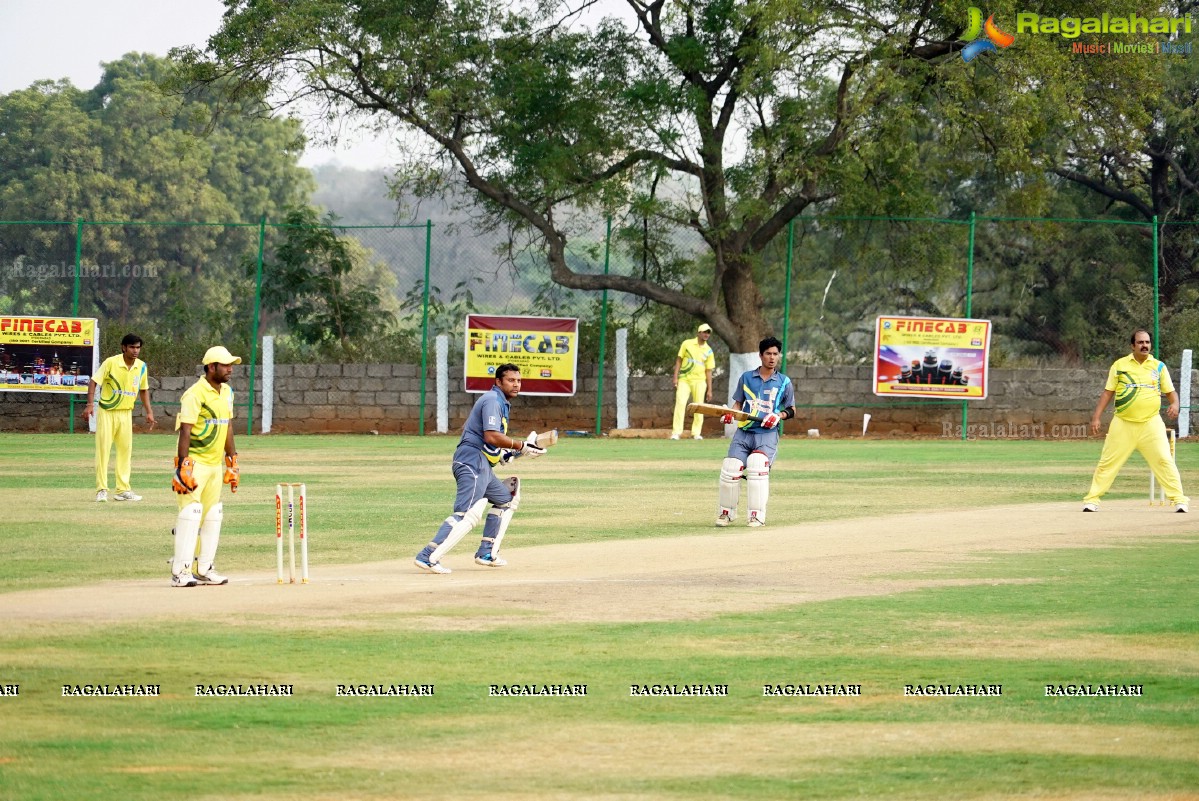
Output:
[172, 457, 197, 494]
[223, 454, 239, 493]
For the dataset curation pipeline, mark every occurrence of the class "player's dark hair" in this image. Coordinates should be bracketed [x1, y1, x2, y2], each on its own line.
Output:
[1130, 329, 1151, 344]
[121, 333, 143, 347]
[495, 363, 521, 381]
[759, 336, 783, 354]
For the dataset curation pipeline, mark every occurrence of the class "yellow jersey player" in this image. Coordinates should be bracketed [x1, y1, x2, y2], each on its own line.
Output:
[84, 333, 156, 501]
[1082, 329, 1188, 513]
[170, 346, 241, 587]
[671, 323, 716, 439]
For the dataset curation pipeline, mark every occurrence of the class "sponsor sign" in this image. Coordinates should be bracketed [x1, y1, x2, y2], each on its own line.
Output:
[464, 315, 579, 395]
[873, 316, 992, 399]
[0, 316, 99, 394]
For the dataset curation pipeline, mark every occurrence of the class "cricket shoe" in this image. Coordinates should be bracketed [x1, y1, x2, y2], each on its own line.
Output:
[1176, 503, 1189, 513]
[715, 510, 732, 528]
[747, 512, 765, 528]
[95, 490, 108, 503]
[194, 566, 229, 585]
[693, 435, 704, 440]
[171, 571, 197, 588]
[414, 557, 451, 574]
[474, 554, 507, 567]
[1081, 503, 1098, 512]
[112, 490, 142, 502]
[670, 434, 680, 440]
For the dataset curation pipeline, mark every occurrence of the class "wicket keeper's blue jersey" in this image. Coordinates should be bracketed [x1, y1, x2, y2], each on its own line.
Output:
[458, 385, 510, 466]
[732, 369, 794, 431]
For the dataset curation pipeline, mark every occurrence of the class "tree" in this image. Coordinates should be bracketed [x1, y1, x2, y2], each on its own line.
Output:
[259, 207, 396, 348]
[0, 54, 314, 340]
[174, 0, 1163, 352]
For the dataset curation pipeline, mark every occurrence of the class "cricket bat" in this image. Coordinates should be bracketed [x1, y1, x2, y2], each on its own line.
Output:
[686, 402, 756, 422]
[530, 429, 559, 448]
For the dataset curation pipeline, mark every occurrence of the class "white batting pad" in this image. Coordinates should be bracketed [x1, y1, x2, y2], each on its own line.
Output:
[746, 451, 770, 523]
[719, 458, 743, 517]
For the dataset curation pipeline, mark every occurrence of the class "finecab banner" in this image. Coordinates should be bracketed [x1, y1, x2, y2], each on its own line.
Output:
[0, 316, 99, 394]
[464, 315, 579, 396]
[873, 316, 992, 399]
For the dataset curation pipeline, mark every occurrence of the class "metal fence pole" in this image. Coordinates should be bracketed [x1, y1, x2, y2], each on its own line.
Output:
[69, 218, 84, 433]
[961, 211, 977, 441]
[781, 218, 794, 374]
[247, 214, 266, 435]
[419, 219, 433, 436]
[1153, 215, 1160, 349]
[595, 216, 611, 436]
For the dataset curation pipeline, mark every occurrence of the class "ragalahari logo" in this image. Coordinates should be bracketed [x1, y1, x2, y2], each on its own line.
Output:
[961, 7, 1015, 61]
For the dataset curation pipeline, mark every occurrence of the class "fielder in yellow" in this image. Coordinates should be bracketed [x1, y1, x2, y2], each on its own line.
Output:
[671, 323, 716, 440]
[170, 346, 241, 587]
[1083, 329, 1188, 513]
[85, 333, 156, 502]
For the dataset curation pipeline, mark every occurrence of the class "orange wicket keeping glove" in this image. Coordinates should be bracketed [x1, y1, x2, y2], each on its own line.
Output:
[172, 457, 197, 494]
[223, 454, 239, 493]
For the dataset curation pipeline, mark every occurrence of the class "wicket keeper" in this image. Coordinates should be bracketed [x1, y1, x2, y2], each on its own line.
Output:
[716, 337, 795, 528]
[415, 363, 546, 574]
[169, 346, 241, 587]
[1082, 329, 1188, 513]
[84, 333, 156, 502]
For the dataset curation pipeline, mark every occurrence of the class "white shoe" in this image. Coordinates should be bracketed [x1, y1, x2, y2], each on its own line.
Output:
[1081, 503, 1098, 512]
[112, 490, 142, 502]
[1175, 503, 1189, 513]
[474, 554, 508, 567]
[171, 571, 197, 588]
[415, 557, 451, 574]
[693, 435, 704, 440]
[715, 510, 732, 528]
[95, 490, 108, 503]
[747, 511, 765, 528]
[194, 566, 229, 585]
[670, 434, 680, 440]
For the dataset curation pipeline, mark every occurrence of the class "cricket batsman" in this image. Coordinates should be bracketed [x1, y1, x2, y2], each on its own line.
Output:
[716, 336, 795, 528]
[169, 346, 241, 587]
[415, 363, 546, 574]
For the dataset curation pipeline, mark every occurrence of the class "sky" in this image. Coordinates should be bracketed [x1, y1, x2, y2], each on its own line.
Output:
[0, 0, 402, 169]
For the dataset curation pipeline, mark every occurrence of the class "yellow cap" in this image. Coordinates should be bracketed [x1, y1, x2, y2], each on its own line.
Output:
[202, 346, 242, 365]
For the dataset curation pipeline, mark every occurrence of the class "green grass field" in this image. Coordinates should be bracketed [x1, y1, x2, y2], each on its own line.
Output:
[0, 433, 1196, 799]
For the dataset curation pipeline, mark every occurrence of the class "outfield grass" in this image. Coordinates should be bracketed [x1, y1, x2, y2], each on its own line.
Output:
[0, 432, 1185, 590]
[0, 433, 1196, 799]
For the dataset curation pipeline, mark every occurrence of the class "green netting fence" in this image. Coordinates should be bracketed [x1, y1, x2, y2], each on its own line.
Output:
[1, 213, 1185, 435]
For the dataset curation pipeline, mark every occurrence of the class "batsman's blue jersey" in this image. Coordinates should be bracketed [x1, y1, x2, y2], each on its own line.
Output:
[457, 385, 510, 467]
[732, 369, 794, 431]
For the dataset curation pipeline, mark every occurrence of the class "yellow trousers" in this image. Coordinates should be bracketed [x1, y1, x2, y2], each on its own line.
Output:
[1084, 415, 1188, 505]
[176, 462, 224, 519]
[672, 380, 707, 438]
[94, 408, 133, 492]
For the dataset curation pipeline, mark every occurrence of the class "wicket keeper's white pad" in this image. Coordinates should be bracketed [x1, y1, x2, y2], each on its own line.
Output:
[172, 502, 203, 575]
[196, 503, 223, 574]
[719, 458, 743, 516]
[483, 476, 521, 558]
[430, 497, 489, 563]
[746, 451, 770, 522]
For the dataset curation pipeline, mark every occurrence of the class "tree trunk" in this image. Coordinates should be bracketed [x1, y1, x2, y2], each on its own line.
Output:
[720, 253, 769, 353]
